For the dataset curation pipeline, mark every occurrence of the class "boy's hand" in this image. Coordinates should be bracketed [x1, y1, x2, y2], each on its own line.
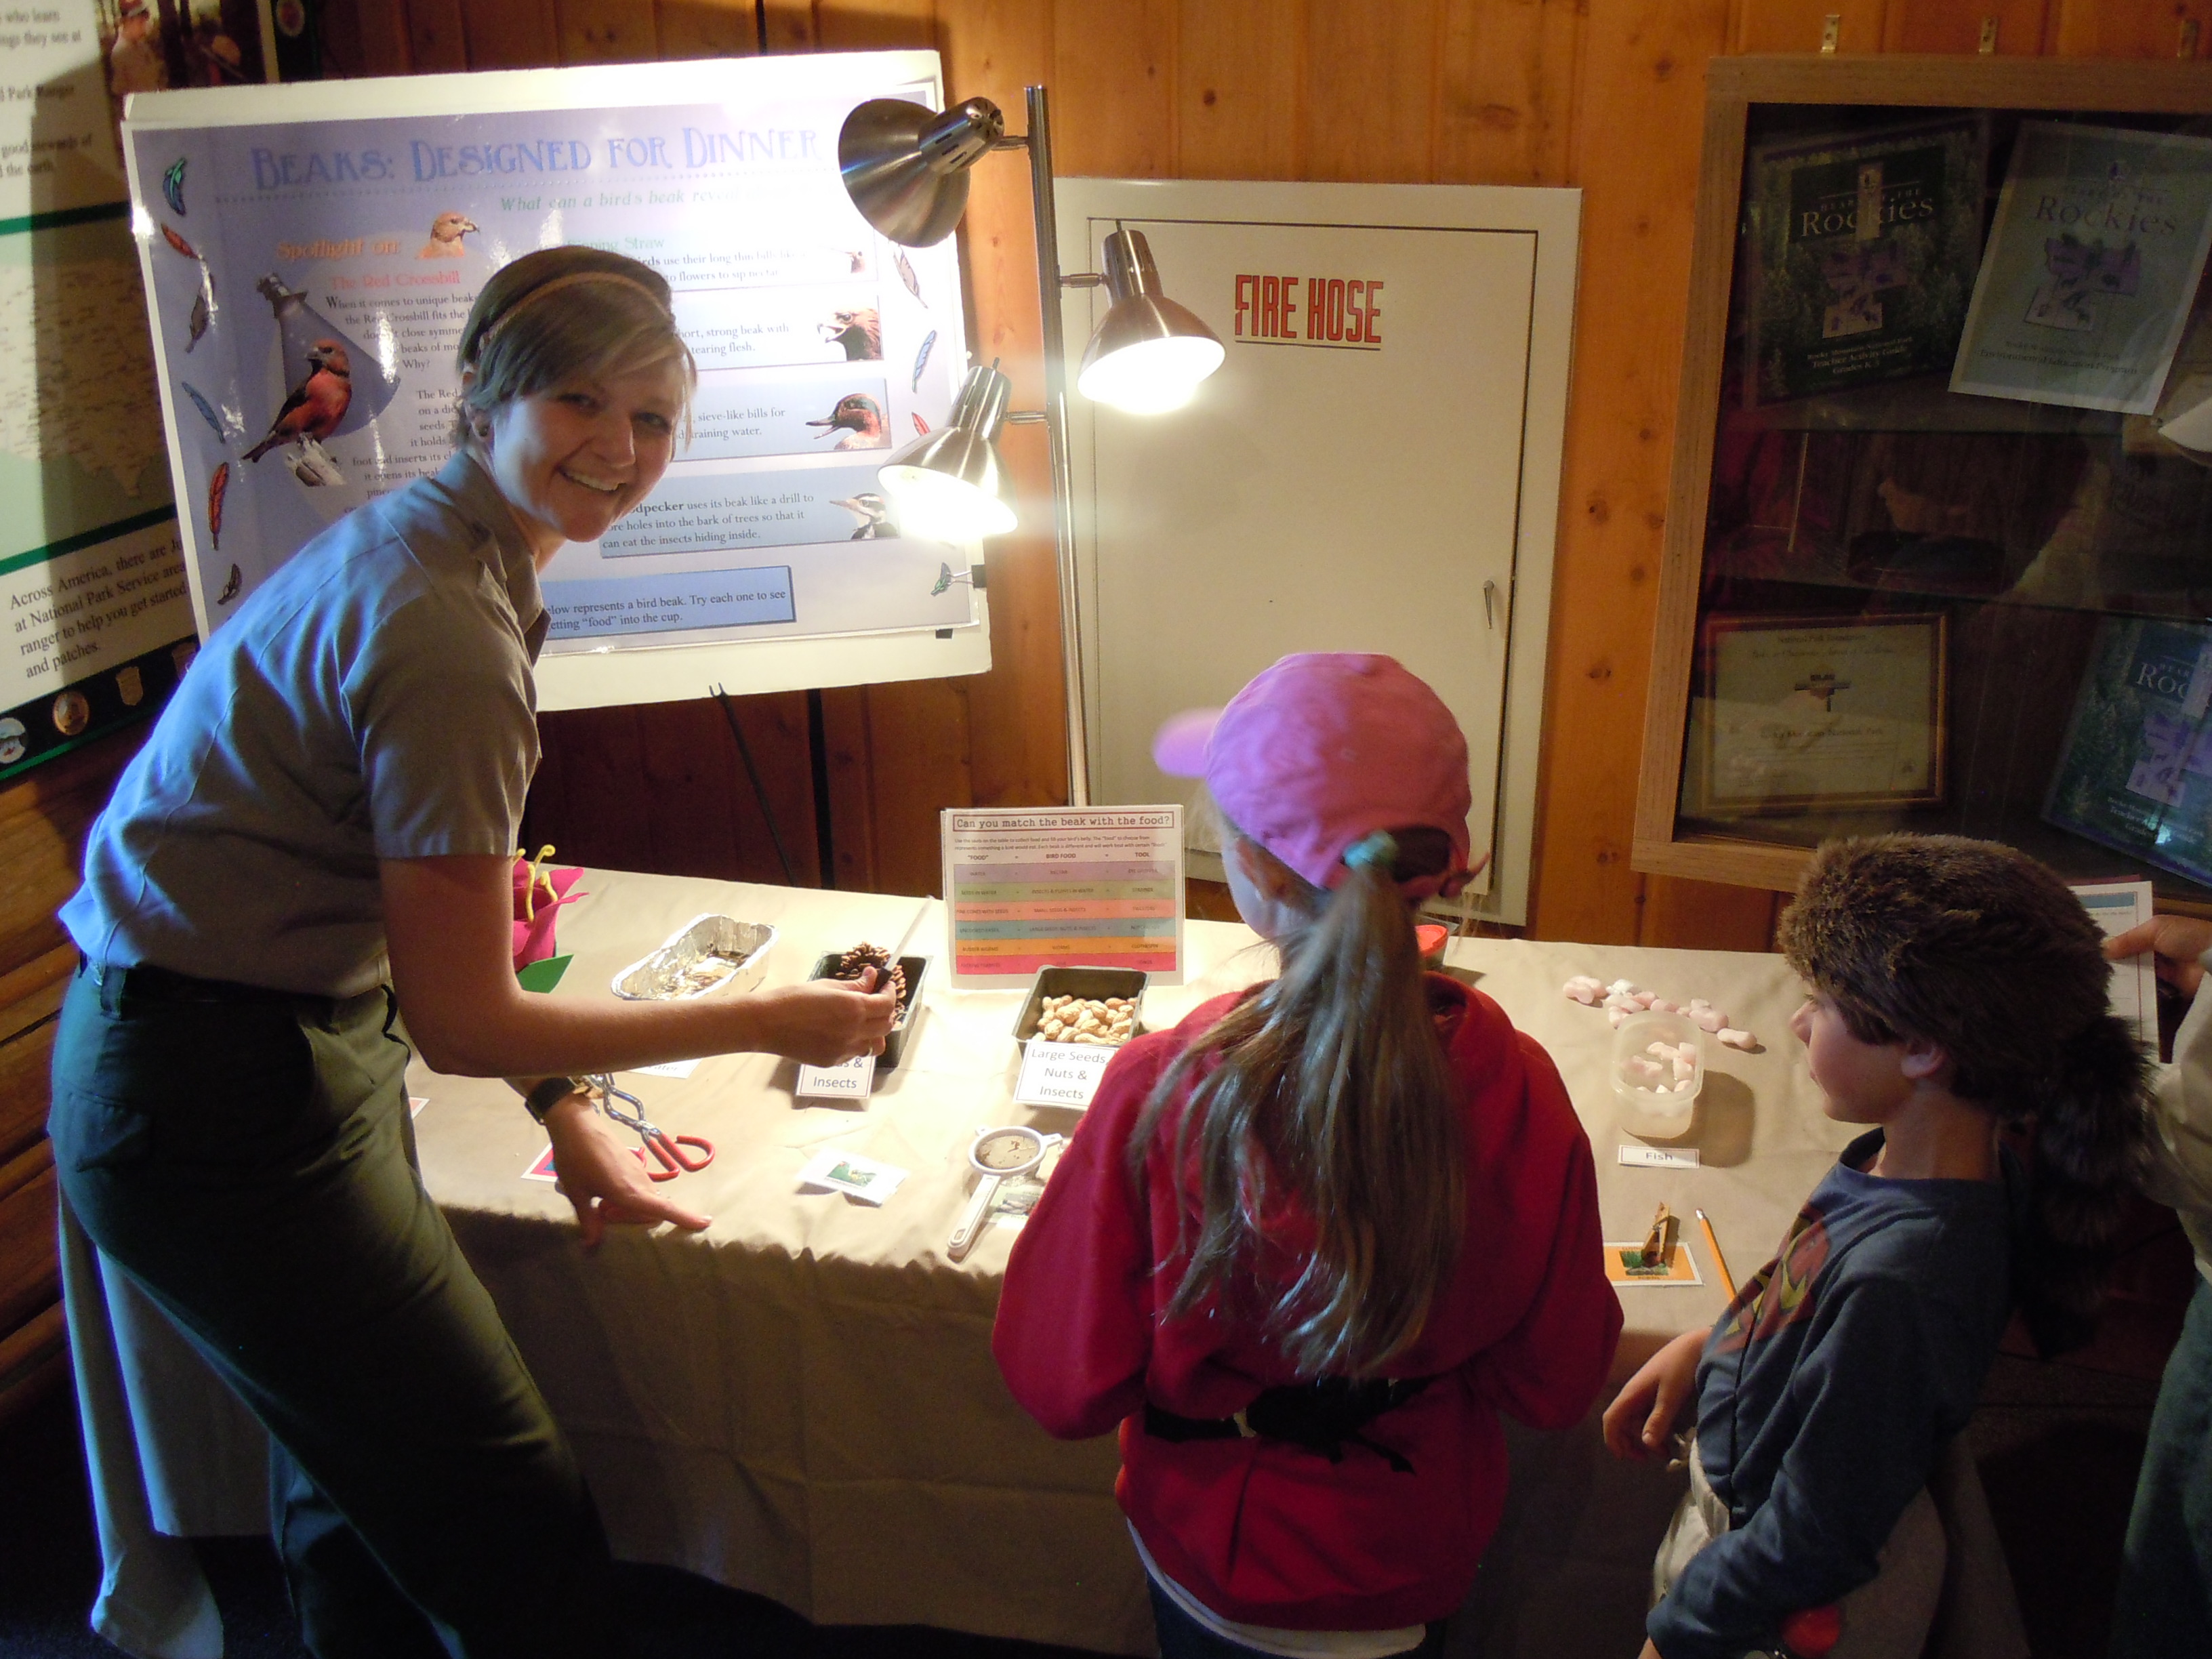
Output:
[2105, 916, 2212, 997]
[1603, 1328, 1706, 1462]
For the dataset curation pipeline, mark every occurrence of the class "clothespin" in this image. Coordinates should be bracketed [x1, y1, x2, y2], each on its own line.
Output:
[1640, 1202, 1679, 1271]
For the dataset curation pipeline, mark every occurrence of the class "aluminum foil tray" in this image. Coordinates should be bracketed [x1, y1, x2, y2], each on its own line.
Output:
[611, 915, 777, 1000]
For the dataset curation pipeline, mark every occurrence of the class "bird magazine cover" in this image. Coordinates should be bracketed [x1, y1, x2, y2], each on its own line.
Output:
[2045, 615, 2212, 891]
[118, 58, 979, 656]
[1742, 113, 1987, 408]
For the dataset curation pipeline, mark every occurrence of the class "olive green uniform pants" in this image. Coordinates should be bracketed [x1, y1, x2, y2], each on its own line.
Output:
[49, 962, 613, 1659]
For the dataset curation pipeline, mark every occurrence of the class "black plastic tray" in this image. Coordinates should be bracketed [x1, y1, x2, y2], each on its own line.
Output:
[808, 951, 928, 1071]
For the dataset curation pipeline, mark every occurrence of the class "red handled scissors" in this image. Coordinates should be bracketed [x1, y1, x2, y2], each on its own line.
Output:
[588, 1076, 715, 1182]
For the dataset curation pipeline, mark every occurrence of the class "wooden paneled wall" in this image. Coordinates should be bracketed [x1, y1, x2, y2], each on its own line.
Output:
[310, 0, 2211, 946]
[0, 0, 2198, 1410]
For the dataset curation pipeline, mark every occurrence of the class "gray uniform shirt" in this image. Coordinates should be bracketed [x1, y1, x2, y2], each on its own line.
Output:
[62, 451, 548, 998]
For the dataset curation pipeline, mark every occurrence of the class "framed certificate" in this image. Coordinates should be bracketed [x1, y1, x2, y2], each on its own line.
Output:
[1694, 613, 1948, 815]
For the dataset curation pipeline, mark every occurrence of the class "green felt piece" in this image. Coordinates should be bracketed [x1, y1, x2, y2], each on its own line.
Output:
[516, 954, 572, 994]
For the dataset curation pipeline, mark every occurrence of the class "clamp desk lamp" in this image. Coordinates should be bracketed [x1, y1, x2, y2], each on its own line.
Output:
[837, 87, 1224, 806]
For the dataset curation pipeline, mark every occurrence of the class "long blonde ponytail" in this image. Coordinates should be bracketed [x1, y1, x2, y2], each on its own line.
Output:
[1132, 827, 1465, 1377]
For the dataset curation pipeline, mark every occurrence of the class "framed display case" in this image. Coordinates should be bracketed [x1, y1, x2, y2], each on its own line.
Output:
[1636, 56, 2212, 910]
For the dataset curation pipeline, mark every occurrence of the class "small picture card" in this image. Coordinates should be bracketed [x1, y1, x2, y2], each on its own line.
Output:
[798, 1147, 908, 1204]
[1013, 1041, 1118, 1108]
[523, 1143, 643, 1183]
[634, 1058, 701, 1080]
[1618, 1145, 1701, 1169]
[797, 1055, 875, 1103]
[1604, 1242, 1704, 1286]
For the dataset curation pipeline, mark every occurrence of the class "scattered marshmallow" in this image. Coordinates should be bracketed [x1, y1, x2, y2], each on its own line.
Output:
[1570, 972, 1757, 1053]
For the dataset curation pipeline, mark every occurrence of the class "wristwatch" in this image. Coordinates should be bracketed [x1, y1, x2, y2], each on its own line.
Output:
[521, 1075, 591, 1126]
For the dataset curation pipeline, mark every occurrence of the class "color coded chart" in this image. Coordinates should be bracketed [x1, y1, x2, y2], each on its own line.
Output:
[940, 808, 1185, 988]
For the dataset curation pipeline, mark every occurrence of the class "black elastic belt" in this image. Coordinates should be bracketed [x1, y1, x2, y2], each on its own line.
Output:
[85, 957, 329, 1011]
[1144, 1375, 1437, 1475]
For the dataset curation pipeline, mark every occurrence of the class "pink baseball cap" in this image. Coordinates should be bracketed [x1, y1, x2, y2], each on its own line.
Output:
[1152, 653, 1473, 899]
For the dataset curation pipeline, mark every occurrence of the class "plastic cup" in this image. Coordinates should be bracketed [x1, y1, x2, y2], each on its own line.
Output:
[1612, 1008, 1704, 1139]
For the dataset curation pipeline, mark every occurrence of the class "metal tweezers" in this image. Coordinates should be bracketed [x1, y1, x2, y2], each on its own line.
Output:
[586, 1074, 715, 1182]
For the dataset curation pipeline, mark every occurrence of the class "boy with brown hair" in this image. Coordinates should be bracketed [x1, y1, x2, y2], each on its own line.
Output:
[1606, 834, 2154, 1659]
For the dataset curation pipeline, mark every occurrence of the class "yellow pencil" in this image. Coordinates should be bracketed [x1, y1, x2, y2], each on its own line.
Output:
[1696, 1208, 1735, 1300]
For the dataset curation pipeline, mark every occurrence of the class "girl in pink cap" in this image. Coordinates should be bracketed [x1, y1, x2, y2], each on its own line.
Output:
[993, 653, 1621, 1658]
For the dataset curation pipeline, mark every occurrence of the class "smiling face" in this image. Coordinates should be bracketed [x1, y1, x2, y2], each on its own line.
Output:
[476, 359, 684, 562]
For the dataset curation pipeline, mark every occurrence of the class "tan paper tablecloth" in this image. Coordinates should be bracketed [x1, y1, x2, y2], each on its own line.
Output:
[66, 870, 1864, 1659]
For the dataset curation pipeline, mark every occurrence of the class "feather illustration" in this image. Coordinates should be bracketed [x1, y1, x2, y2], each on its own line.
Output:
[161, 157, 187, 216]
[185, 284, 209, 350]
[895, 247, 922, 306]
[207, 462, 229, 551]
[161, 223, 199, 260]
[910, 329, 937, 393]
[182, 382, 226, 443]
[912, 412, 930, 436]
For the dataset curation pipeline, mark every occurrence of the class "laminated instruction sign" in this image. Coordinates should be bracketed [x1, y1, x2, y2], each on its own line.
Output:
[940, 807, 1184, 989]
[2, 0, 197, 782]
[118, 53, 979, 708]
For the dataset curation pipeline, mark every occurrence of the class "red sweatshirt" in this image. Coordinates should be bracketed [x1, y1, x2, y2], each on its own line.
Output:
[992, 977, 1621, 1631]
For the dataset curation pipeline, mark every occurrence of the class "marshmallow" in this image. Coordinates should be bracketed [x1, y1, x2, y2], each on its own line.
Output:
[1719, 1028, 1757, 1050]
[1652, 998, 1677, 1014]
[1692, 1009, 1725, 1033]
[1607, 1006, 1628, 1027]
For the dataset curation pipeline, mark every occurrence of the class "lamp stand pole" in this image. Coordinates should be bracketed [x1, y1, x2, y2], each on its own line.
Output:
[1017, 85, 1090, 807]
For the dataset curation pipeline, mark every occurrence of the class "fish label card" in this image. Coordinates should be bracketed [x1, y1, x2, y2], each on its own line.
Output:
[797, 1147, 907, 1204]
[941, 806, 1185, 988]
[1618, 1145, 1700, 1169]
[797, 1055, 875, 1103]
[1013, 1042, 1118, 1109]
[1604, 1242, 1704, 1286]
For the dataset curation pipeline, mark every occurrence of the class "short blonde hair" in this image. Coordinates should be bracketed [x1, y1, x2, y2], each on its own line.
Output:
[453, 245, 695, 447]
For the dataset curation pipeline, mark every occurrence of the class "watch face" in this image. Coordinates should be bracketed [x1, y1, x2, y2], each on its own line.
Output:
[974, 1129, 1038, 1172]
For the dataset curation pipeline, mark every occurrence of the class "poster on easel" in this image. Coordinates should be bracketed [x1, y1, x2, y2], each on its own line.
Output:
[0, 0, 205, 784]
[119, 51, 988, 711]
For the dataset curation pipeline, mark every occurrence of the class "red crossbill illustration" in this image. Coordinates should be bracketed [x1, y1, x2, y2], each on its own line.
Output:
[244, 340, 352, 463]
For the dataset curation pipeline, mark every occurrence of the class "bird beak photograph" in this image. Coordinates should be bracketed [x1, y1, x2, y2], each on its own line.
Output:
[806, 394, 887, 451]
[817, 308, 882, 362]
[832, 493, 896, 539]
[420, 211, 479, 259]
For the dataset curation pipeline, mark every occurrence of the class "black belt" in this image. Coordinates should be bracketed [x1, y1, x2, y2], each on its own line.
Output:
[1145, 1375, 1437, 1475]
[85, 956, 330, 1010]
